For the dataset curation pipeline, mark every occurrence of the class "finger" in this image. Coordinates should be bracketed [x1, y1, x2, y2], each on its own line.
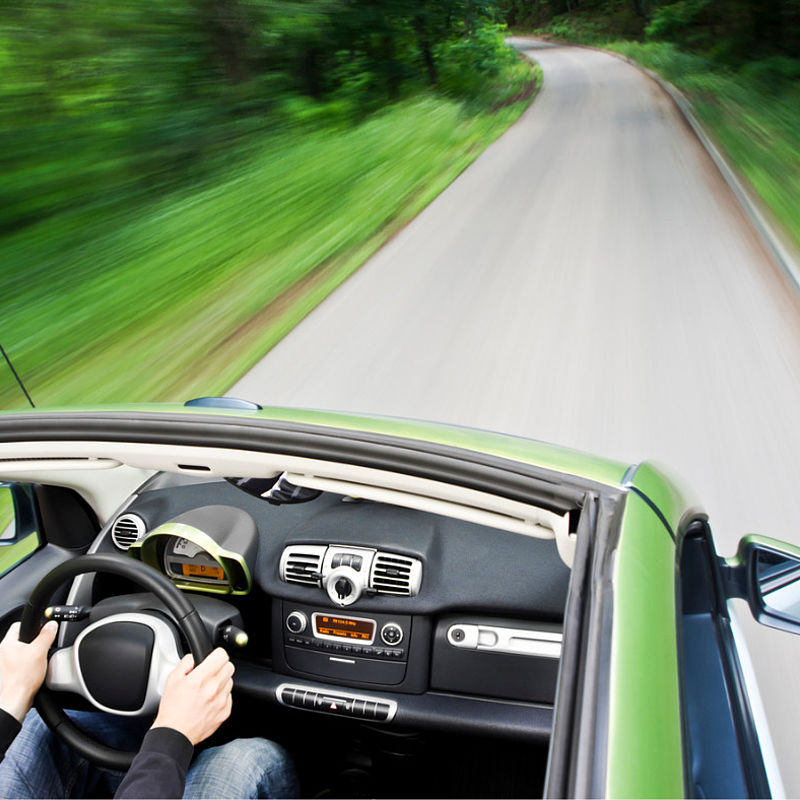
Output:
[32, 620, 58, 653]
[221, 692, 233, 721]
[210, 661, 235, 693]
[1, 621, 21, 645]
[195, 647, 229, 678]
[173, 653, 194, 677]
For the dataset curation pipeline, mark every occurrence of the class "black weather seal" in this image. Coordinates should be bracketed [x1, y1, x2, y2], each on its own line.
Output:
[0, 411, 602, 513]
[628, 487, 676, 543]
[544, 494, 597, 798]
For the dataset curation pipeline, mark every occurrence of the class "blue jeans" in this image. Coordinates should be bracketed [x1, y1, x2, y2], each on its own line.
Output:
[0, 710, 298, 798]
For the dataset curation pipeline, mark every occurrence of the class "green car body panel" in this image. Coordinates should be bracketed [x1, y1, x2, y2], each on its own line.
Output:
[606, 491, 685, 798]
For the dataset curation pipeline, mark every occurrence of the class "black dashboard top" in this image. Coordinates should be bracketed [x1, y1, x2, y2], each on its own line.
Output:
[124, 476, 570, 621]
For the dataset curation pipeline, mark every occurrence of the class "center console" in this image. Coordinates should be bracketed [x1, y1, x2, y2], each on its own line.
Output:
[271, 601, 431, 692]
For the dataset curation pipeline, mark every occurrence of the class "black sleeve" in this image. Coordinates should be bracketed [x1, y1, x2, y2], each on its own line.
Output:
[114, 727, 193, 800]
[0, 708, 22, 763]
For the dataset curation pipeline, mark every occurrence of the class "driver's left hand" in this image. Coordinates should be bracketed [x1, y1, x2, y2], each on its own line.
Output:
[0, 620, 58, 722]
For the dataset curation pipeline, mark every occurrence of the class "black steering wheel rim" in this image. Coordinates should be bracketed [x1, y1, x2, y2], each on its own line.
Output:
[20, 553, 212, 771]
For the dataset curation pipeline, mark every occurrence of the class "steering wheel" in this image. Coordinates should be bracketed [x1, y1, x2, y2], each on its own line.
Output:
[19, 553, 212, 770]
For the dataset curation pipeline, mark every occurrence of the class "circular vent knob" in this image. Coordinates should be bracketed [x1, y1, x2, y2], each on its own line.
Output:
[325, 566, 362, 606]
[111, 514, 146, 550]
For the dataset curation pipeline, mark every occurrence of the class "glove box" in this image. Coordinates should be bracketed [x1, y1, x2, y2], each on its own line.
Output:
[430, 616, 562, 704]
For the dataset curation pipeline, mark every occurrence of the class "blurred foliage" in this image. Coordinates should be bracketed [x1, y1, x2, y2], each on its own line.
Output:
[0, 0, 540, 409]
[0, 0, 521, 235]
[504, 0, 800, 62]
[0, 76, 538, 409]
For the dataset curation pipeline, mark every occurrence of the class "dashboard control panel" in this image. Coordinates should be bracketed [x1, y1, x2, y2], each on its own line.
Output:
[277, 601, 412, 687]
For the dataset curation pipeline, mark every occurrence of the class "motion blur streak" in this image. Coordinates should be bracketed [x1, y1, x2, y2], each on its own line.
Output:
[232, 40, 800, 793]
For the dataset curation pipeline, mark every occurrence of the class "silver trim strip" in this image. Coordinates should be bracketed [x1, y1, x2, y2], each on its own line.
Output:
[447, 623, 562, 659]
[275, 682, 398, 722]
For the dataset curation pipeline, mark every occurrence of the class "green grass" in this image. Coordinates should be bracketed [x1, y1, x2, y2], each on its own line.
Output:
[1, 62, 539, 410]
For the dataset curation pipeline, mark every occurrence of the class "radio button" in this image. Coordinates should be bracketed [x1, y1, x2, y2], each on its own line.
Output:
[280, 688, 295, 704]
[380, 623, 403, 646]
[286, 611, 308, 634]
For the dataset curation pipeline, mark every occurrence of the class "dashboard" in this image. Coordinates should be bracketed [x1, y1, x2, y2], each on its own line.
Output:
[72, 470, 572, 741]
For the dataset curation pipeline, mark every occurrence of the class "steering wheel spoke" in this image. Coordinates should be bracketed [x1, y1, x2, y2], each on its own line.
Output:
[45, 612, 183, 716]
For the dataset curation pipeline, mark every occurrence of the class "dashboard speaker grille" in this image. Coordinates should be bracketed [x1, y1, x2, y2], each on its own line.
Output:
[111, 513, 146, 550]
[371, 552, 421, 596]
[281, 545, 325, 586]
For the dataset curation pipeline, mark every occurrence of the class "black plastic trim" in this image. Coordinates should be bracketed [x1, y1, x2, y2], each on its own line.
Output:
[0, 411, 598, 513]
[676, 518, 771, 798]
[233, 659, 553, 741]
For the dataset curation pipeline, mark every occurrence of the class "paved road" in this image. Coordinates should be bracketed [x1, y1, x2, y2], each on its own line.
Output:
[231, 40, 800, 793]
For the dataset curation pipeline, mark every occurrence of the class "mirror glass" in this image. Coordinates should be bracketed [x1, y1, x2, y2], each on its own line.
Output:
[0, 485, 15, 541]
[756, 549, 800, 620]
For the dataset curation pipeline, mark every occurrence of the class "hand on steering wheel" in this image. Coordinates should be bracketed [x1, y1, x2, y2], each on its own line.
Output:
[19, 553, 212, 770]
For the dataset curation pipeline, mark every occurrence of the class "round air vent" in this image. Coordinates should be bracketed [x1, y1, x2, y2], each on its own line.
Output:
[111, 513, 146, 550]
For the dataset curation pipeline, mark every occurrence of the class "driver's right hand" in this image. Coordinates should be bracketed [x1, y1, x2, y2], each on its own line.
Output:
[150, 647, 235, 745]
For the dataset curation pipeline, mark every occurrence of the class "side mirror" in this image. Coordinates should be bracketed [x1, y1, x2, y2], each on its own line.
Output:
[727, 535, 800, 635]
[0, 484, 16, 542]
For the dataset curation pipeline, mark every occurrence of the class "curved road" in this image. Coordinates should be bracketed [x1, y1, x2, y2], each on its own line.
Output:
[232, 40, 800, 792]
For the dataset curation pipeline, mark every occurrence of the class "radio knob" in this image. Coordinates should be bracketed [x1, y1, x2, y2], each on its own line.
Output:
[286, 611, 307, 634]
[334, 577, 353, 600]
[380, 622, 403, 646]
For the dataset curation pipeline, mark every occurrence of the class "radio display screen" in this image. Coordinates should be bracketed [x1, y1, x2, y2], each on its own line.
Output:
[314, 614, 375, 641]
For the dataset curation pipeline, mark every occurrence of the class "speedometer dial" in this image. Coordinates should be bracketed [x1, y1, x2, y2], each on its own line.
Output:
[164, 537, 229, 586]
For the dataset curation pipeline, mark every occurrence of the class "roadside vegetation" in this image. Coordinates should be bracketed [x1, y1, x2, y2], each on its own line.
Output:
[507, 0, 800, 251]
[0, 1, 538, 409]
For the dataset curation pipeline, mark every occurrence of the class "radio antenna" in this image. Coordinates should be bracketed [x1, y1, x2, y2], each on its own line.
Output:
[0, 344, 35, 408]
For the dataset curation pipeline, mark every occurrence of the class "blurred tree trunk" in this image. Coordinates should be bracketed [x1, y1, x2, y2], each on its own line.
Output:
[300, 47, 324, 98]
[205, 0, 250, 84]
[413, 13, 438, 85]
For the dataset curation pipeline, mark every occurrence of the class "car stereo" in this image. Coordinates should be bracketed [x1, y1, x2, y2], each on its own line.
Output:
[277, 601, 411, 686]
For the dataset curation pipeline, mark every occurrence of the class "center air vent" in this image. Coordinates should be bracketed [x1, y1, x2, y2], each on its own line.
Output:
[111, 513, 146, 550]
[371, 552, 422, 596]
[280, 544, 422, 598]
[280, 545, 326, 586]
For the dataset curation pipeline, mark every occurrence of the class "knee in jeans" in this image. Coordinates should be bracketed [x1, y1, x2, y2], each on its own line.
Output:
[224, 738, 292, 774]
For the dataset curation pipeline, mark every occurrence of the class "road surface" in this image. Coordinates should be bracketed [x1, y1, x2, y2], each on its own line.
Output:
[231, 40, 800, 793]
